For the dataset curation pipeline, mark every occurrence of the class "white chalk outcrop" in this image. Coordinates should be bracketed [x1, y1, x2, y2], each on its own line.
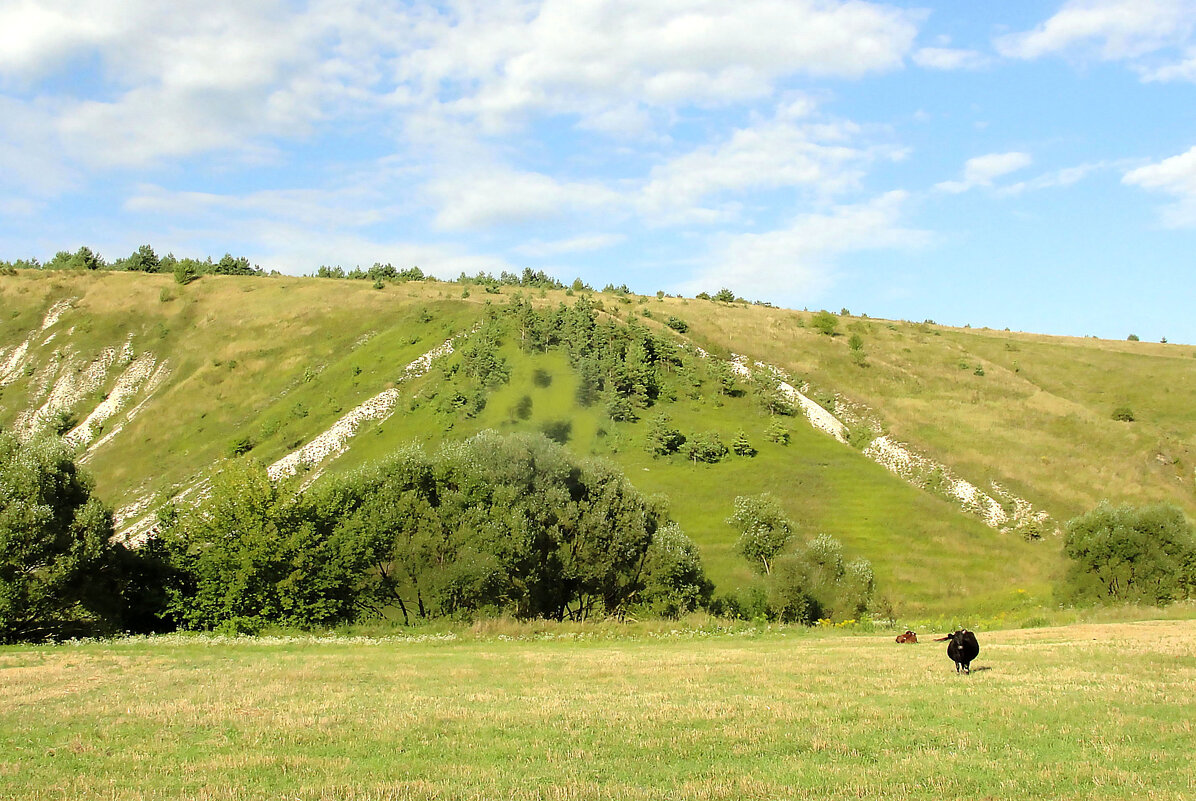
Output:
[268, 336, 460, 480]
[717, 351, 1051, 534]
[730, 355, 847, 443]
[81, 362, 171, 460]
[115, 332, 468, 543]
[66, 350, 162, 451]
[40, 299, 74, 331]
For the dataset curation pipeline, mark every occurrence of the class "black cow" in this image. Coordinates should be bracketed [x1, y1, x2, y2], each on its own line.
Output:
[935, 629, 979, 673]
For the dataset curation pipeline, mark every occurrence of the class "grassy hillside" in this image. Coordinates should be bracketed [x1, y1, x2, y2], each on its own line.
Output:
[2, 619, 1194, 800]
[3, 271, 1194, 618]
[670, 299, 1196, 520]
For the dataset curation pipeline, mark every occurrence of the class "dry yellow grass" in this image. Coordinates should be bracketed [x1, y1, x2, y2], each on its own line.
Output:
[2, 619, 1194, 799]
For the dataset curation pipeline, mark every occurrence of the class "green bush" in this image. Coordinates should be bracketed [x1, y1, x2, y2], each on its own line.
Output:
[731, 430, 756, 457]
[765, 418, 790, 445]
[638, 523, 713, 617]
[173, 262, 199, 285]
[1111, 406, 1134, 422]
[0, 434, 122, 642]
[1062, 502, 1196, 605]
[811, 310, 838, 337]
[763, 535, 875, 623]
[645, 413, 686, 456]
[226, 435, 254, 457]
[685, 431, 728, 464]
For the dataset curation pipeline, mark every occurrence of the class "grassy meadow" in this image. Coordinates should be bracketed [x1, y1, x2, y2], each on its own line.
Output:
[2, 619, 1194, 800]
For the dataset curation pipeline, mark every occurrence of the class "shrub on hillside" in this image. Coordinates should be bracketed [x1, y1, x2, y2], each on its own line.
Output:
[728, 493, 794, 576]
[731, 430, 756, 457]
[1111, 406, 1135, 422]
[637, 523, 713, 618]
[812, 310, 838, 336]
[645, 413, 686, 456]
[763, 535, 875, 623]
[685, 431, 728, 464]
[1062, 502, 1196, 606]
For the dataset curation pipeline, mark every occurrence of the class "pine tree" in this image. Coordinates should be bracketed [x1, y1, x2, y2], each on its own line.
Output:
[731, 430, 756, 457]
[766, 418, 790, 445]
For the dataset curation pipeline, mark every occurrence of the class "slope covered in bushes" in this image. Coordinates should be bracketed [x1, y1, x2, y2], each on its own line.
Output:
[3, 270, 1194, 619]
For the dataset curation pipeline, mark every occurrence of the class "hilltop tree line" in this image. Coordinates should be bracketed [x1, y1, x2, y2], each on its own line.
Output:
[1, 244, 780, 305]
[0, 245, 266, 283]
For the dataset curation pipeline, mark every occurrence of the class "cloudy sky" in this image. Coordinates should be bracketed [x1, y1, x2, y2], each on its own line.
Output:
[2, 0, 1195, 342]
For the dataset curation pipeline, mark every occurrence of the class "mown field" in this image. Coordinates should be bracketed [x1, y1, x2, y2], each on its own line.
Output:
[3, 619, 1194, 800]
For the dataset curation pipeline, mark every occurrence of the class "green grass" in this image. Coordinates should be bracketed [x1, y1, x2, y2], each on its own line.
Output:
[668, 300, 1196, 521]
[2, 619, 1194, 799]
[0, 272, 484, 506]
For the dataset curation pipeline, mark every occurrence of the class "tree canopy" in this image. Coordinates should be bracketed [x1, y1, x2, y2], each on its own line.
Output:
[159, 432, 705, 631]
[1063, 502, 1196, 605]
[0, 432, 117, 641]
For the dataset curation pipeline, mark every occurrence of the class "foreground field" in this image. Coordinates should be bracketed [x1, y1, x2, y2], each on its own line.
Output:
[3, 620, 1194, 800]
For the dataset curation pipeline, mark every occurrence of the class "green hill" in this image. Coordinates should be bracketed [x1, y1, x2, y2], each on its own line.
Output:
[3, 270, 1194, 619]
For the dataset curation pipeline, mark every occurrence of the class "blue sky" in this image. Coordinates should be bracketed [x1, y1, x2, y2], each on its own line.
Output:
[2, 1, 1195, 342]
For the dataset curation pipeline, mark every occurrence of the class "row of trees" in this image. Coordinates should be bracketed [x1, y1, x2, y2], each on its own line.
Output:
[2, 247, 757, 303]
[160, 431, 712, 631]
[427, 297, 700, 426]
[7, 423, 1194, 642]
[315, 263, 428, 283]
[0, 245, 265, 279]
[0, 430, 712, 641]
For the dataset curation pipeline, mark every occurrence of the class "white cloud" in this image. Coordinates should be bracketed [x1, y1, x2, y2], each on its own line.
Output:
[996, 0, 1196, 61]
[1122, 146, 1196, 226]
[682, 191, 930, 300]
[513, 234, 626, 258]
[398, 0, 921, 130]
[1138, 48, 1196, 81]
[640, 103, 906, 223]
[0, 0, 126, 79]
[0, 0, 401, 168]
[912, 47, 990, 70]
[998, 161, 1125, 196]
[125, 182, 412, 230]
[245, 224, 515, 279]
[0, 0, 924, 188]
[425, 168, 624, 231]
[0, 97, 79, 195]
[935, 152, 1033, 193]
